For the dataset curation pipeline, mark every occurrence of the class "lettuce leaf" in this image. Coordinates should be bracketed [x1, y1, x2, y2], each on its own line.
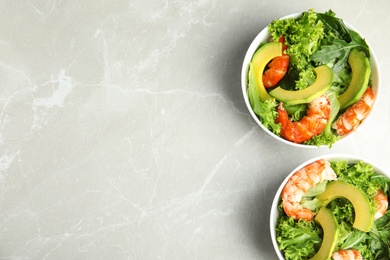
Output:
[283, 103, 307, 122]
[311, 31, 369, 71]
[370, 211, 390, 259]
[300, 181, 327, 211]
[276, 216, 322, 260]
[371, 173, 390, 194]
[316, 10, 351, 42]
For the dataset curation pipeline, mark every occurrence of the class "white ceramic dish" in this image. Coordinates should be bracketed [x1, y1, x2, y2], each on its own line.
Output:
[269, 154, 389, 259]
[241, 13, 381, 148]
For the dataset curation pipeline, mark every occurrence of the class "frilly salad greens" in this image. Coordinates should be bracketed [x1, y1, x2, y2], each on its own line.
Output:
[247, 9, 372, 146]
[276, 160, 390, 260]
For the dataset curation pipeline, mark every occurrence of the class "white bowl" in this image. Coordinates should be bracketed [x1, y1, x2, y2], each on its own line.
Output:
[241, 13, 380, 148]
[269, 154, 389, 259]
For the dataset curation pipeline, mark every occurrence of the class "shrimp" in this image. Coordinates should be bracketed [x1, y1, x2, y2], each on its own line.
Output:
[276, 95, 331, 144]
[332, 249, 362, 260]
[374, 190, 388, 220]
[263, 36, 289, 88]
[282, 159, 337, 221]
[333, 87, 374, 136]
[262, 55, 289, 88]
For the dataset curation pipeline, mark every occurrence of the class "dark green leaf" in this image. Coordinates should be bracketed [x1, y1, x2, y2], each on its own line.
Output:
[317, 12, 351, 42]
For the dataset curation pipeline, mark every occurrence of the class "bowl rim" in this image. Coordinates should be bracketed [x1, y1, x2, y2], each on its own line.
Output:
[241, 12, 381, 148]
[269, 153, 389, 260]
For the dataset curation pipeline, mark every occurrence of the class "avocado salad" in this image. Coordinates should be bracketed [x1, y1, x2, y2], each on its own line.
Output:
[276, 160, 390, 260]
[247, 9, 373, 146]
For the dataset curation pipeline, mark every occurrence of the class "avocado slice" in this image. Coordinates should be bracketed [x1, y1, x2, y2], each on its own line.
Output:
[269, 65, 333, 104]
[250, 42, 283, 102]
[310, 207, 339, 260]
[338, 49, 371, 109]
[317, 180, 374, 232]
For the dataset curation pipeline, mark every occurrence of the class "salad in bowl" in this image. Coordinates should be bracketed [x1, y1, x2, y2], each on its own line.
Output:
[270, 154, 390, 259]
[241, 9, 380, 147]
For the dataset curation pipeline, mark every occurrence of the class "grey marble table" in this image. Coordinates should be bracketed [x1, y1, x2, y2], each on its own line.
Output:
[1, 0, 389, 259]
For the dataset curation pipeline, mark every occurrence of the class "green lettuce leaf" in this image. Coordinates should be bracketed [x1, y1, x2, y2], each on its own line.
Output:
[311, 31, 369, 70]
[371, 173, 390, 194]
[276, 216, 322, 260]
[370, 211, 390, 259]
[300, 181, 327, 211]
[316, 10, 351, 42]
[283, 103, 307, 122]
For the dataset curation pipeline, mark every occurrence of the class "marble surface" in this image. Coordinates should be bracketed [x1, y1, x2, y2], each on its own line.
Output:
[1, 1, 389, 259]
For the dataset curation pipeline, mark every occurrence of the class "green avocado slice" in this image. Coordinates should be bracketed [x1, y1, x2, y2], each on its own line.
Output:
[338, 49, 371, 110]
[250, 42, 283, 102]
[269, 65, 333, 104]
[310, 207, 339, 260]
[317, 180, 374, 232]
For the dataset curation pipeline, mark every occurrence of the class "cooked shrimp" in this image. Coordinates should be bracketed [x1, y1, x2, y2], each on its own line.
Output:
[262, 55, 289, 88]
[276, 95, 331, 143]
[263, 36, 289, 88]
[333, 87, 374, 135]
[374, 190, 388, 220]
[332, 249, 362, 260]
[282, 159, 337, 221]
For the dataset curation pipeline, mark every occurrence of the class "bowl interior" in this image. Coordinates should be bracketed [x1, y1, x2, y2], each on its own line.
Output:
[269, 154, 389, 260]
[241, 14, 380, 148]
